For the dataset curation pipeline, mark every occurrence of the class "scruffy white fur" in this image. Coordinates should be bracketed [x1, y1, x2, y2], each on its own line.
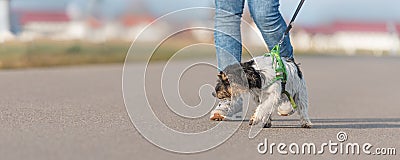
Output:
[248, 56, 312, 128]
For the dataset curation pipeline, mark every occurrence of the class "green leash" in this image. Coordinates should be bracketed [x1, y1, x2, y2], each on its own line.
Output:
[262, 0, 306, 110]
[263, 45, 297, 110]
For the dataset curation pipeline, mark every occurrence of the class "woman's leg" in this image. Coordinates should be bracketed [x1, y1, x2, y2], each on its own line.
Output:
[248, 0, 293, 58]
[214, 0, 245, 71]
[211, 0, 245, 121]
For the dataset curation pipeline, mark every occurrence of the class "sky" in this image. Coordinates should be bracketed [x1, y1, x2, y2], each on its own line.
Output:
[10, 0, 400, 25]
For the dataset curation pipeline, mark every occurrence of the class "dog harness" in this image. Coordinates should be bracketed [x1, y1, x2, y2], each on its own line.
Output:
[262, 0, 306, 110]
[263, 45, 297, 109]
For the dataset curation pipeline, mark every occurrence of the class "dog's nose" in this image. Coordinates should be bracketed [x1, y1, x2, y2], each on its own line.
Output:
[212, 92, 216, 97]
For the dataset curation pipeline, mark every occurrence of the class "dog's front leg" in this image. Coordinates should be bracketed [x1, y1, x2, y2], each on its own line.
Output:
[249, 85, 281, 128]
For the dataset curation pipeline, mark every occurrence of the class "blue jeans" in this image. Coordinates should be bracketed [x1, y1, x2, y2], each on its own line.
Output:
[215, 0, 293, 71]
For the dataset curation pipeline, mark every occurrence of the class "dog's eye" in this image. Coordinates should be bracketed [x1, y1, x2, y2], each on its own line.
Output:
[222, 80, 230, 85]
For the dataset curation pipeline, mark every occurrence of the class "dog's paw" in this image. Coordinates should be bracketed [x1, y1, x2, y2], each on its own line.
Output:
[249, 114, 272, 128]
[301, 122, 312, 128]
[249, 115, 257, 125]
[263, 121, 272, 128]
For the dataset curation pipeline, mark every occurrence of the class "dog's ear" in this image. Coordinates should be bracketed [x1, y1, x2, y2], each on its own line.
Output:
[217, 71, 223, 79]
[217, 71, 225, 79]
[217, 71, 229, 85]
[220, 72, 228, 81]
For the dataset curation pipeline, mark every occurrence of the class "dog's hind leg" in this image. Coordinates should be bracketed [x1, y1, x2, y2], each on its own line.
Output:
[295, 89, 312, 128]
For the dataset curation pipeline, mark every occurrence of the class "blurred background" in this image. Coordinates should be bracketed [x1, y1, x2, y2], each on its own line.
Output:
[1, 0, 400, 69]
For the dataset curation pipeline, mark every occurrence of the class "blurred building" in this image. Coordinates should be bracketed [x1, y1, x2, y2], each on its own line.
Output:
[120, 15, 159, 41]
[9, 0, 165, 42]
[16, 11, 70, 41]
[292, 22, 400, 55]
[4, 0, 400, 55]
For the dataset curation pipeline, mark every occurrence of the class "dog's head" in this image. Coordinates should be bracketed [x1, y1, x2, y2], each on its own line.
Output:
[212, 61, 261, 100]
[212, 71, 232, 99]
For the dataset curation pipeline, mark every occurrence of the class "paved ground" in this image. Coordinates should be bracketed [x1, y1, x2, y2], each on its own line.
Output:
[1, 56, 399, 159]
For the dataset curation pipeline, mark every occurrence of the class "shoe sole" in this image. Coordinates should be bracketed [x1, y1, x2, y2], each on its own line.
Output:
[277, 110, 295, 116]
[210, 112, 243, 121]
[277, 112, 289, 116]
[210, 113, 225, 121]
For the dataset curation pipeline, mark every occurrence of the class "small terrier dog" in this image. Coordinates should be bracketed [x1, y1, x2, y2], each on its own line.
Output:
[213, 56, 312, 128]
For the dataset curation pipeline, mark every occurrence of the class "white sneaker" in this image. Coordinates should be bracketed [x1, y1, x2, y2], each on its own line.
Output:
[210, 99, 243, 121]
[277, 101, 295, 116]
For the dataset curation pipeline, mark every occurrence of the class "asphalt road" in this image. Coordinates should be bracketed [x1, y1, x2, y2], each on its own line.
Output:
[1, 56, 399, 159]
